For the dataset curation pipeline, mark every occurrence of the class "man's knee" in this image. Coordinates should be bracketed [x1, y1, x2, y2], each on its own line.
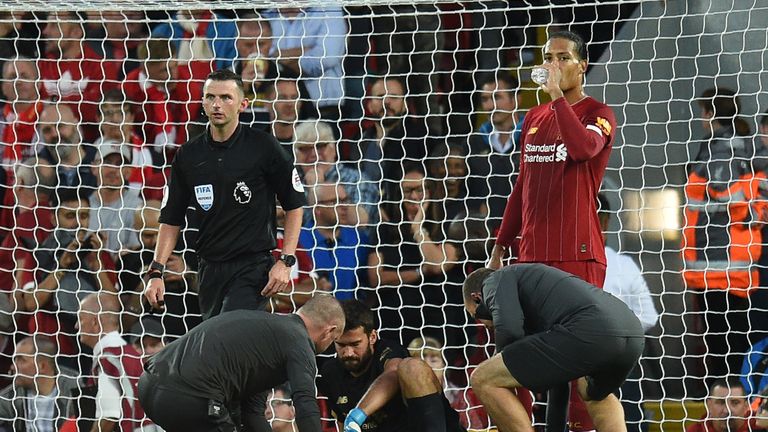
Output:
[397, 357, 440, 392]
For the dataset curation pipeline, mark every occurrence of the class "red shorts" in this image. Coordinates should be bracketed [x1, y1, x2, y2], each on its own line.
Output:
[539, 260, 606, 289]
[537, 260, 606, 431]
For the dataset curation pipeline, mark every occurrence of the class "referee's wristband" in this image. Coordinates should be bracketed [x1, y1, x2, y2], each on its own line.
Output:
[145, 261, 166, 280]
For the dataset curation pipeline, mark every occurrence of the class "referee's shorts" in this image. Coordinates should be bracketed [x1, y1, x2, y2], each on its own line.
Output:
[197, 252, 274, 320]
[501, 324, 645, 401]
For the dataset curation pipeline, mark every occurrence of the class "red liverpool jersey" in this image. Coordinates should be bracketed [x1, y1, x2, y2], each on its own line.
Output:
[496, 96, 616, 265]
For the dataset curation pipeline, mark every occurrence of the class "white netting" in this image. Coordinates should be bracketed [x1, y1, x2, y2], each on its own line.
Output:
[1, 1, 767, 431]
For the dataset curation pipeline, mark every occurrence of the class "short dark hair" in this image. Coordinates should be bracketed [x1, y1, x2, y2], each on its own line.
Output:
[709, 378, 746, 396]
[50, 187, 86, 208]
[207, 69, 245, 93]
[478, 71, 519, 93]
[341, 299, 376, 334]
[548, 30, 588, 61]
[463, 268, 495, 303]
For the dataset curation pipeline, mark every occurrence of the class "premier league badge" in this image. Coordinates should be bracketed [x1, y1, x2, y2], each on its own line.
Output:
[233, 181, 252, 204]
[194, 184, 214, 211]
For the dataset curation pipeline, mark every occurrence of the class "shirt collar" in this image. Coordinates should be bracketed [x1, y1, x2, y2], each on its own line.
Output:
[93, 331, 126, 359]
[206, 124, 243, 149]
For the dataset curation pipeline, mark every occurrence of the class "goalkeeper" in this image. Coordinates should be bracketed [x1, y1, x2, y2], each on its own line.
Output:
[317, 300, 465, 432]
[463, 265, 644, 432]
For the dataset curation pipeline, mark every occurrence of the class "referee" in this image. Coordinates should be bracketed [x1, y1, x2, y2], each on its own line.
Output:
[463, 264, 644, 431]
[144, 69, 307, 319]
[138, 295, 345, 432]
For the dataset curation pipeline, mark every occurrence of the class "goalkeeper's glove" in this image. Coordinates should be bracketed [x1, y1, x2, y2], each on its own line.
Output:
[343, 408, 368, 432]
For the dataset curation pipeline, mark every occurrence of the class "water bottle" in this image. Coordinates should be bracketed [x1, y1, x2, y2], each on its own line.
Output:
[531, 67, 549, 85]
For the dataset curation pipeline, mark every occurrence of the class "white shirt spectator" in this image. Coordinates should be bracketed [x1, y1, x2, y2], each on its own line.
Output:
[603, 246, 659, 332]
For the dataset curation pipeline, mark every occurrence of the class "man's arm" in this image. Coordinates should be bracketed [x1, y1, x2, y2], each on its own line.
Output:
[286, 344, 323, 432]
[487, 270, 525, 349]
[351, 358, 403, 418]
[552, 98, 613, 162]
[91, 371, 122, 432]
[242, 391, 271, 432]
[143, 224, 181, 309]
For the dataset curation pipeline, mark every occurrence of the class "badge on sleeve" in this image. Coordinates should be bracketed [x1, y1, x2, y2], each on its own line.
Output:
[194, 184, 214, 211]
[292, 168, 305, 193]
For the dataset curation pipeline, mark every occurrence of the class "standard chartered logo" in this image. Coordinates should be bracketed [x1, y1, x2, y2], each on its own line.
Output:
[523, 142, 568, 163]
[555, 144, 567, 162]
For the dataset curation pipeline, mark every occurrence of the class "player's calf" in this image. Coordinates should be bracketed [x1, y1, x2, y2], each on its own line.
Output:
[575, 377, 627, 432]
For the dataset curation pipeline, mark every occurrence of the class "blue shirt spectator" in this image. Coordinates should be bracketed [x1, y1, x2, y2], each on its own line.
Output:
[299, 183, 370, 300]
[266, 7, 347, 109]
[151, 10, 238, 71]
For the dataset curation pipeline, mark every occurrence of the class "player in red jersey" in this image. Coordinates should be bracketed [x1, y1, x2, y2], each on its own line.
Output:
[488, 31, 618, 432]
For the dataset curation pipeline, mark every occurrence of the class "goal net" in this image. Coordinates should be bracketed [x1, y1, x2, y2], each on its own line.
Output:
[1, 0, 766, 430]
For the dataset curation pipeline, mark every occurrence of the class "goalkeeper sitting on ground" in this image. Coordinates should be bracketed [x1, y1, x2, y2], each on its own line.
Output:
[317, 300, 465, 432]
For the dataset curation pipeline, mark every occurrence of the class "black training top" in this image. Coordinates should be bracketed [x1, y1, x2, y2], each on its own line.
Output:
[144, 310, 321, 432]
[317, 339, 409, 432]
[159, 125, 307, 262]
[481, 263, 644, 350]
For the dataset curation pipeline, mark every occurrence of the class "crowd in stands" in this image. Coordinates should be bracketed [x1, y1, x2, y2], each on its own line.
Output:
[0, 6, 767, 431]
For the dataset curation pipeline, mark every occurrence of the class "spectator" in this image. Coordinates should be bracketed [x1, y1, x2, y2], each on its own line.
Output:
[35, 103, 98, 194]
[84, 11, 149, 78]
[22, 188, 116, 360]
[467, 72, 524, 228]
[686, 378, 763, 432]
[0, 336, 80, 432]
[0, 12, 41, 73]
[127, 317, 166, 360]
[237, 17, 277, 128]
[38, 11, 119, 140]
[117, 201, 200, 337]
[226, 13, 273, 71]
[300, 182, 369, 301]
[123, 38, 212, 151]
[294, 120, 379, 226]
[368, 5, 441, 125]
[682, 87, 767, 382]
[265, 384, 296, 432]
[266, 7, 346, 120]
[0, 162, 53, 292]
[88, 142, 144, 255]
[151, 10, 238, 70]
[407, 336, 488, 430]
[1, 56, 42, 167]
[268, 77, 304, 148]
[239, 53, 277, 128]
[94, 89, 159, 194]
[367, 163, 458, 345]
[352, 76, 432, 201]
[426, 142, 481, 228]
[76, 292, 147, 432]
[598, 192, 658, 431]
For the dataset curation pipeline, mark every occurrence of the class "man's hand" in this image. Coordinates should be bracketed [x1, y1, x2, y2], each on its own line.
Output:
[262, 261, 290, 297]
[488, 244, 506, 270]
[538, 62, 564, 100]
[144, 278, 165, 310]
[344, 408, 368, 432]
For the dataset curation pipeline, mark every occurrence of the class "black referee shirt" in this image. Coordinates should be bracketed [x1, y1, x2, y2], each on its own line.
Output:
[481, 264, 644, 350]
[159, 125, 307, 262]
[317, 339, 409, 431]
[144, 310, 321, 432]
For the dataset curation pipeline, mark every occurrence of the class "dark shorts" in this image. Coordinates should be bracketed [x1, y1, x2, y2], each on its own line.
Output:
[198, 253, 273, 320]
[501, 325, 644, 401]
[405, 394, 466, 432]
[138, 373, 235, 432]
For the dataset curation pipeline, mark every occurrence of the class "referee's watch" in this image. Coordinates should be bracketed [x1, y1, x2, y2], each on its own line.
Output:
[279, 254, 297, 267]
[146, 261, 165, 280]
